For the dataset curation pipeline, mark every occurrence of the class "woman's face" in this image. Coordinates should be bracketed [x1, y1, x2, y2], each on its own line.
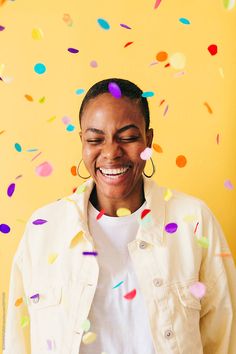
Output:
[79, 93, 153, 201]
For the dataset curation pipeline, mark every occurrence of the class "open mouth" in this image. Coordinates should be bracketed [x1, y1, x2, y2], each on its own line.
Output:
[98, 165, 131, 178]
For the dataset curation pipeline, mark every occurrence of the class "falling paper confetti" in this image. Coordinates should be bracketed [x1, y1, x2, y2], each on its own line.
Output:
[0, 25, 5, 31]
[71, 165, 77, 176]
[176, 155, 187, 168]
[20, 316, 30, 328]
[66, 124, 75, 132]
[32, 218, 48, 225]
[0, 223, 10, 233]
[63, 13, 73, 26]
[196, 236, 209, 248]
[204, 102, 213, 114]
[108, 82, 122, 99]
[97, 18, 110, 30]
[68, 47, 79, 54]
[120, 23, 131, 29]
[142, 91, 154, 98]
[90, 60, 98, 68]
[208, 44, 218, 56]
[194, 222, 199, 234]
[116, 208, 131, 217]
[165, 222, 178, 234]
[169, 53, 186, 69]
[189, 282, 206, 299]
[15, 297, 23, 307]
[32, 28, 44, 40]
[30, 293, 40, 303]
[62, 116, 71, 125]
[34, 63, 46, 75]
[141, 209, 151, 219]
[224, 179, 234, 190]
[35, 161, 53, 176]
[24, 94, 33, 101]
[96, 209, 105, 220]
[215, 252, 232, 257]
[113, 280, 124, 289]
[15, 143, 22, 152]
[183, 214, 197, 223]
[82, 331, 97, 344]
[179, 17, 191, 25]
[76, 184, 87, 194]
[75, 88, 85, 95]
[81, 319, 91, 332]
[124, 41, 134, 48]
[70, 231, 84, 248]
[163, 104, 169, 116]
[154, 0, 162, 9]
[83, 251, 98, 256]
[124, 288, 136, 300]
[163, 188, 172, 201]
[48, 253, 58, 264]
[223, 0, 235, 9]
[39, 96, 46, 103]
[153, 143, 163, 153]
[156, 51, 168, 62]
[7, 183, 15, 197]
[140, 147, 152, 160]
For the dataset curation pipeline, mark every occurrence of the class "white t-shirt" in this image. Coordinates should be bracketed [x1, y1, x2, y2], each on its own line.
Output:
[79, 201, 156, 354]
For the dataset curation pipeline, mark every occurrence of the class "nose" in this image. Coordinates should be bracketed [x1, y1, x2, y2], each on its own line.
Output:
[101, 141, 123, 160]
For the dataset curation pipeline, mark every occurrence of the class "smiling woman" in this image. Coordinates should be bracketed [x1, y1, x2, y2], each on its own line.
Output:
[4, 78, 236, 354]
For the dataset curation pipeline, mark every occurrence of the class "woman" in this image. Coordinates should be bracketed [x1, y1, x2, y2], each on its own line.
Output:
[4, 78, 236, 354]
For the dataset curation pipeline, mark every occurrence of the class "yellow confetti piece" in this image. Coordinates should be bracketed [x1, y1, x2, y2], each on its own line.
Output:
[196, 236, 209, 248]
[39, 96, 46, 103]
[219, 67, 224, 78]
[47, 116, 57, 122]
[20, 316, 30, 328]
[183, 214, 197, 223]
[81, 318, 91, 332]
[163, 188, 172, 201]
[70, 231, 84, 248]
[169, 52, 186, 69]
[0, 64, 5, 75]
[82, 331, 97, 344]
[64, 197, 77, 204]
[116, 208, 131, 217]
[76, 184, 87, 194]
[48, 253, 58, 264]
[15, 297, 23, 307]
[32, 28, 44, 40]
[203, 102, 213, 114]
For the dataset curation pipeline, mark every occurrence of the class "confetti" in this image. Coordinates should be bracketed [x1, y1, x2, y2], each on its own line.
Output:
[97, 18, 110, 30]
[31, 151, 42, 161]
[223, 0, 235, 9]
[66, 124, 75, 132]
[112, 280, 124, 289]
[0, 130, 5, 135]
[174, 71, 185, 78]
[183, 214, 197, 223]
[82, 331, 97, 344]
[194, 222, 199, 234]
[32, 28, 44, 40]
[208, 44, 218, 56]
[120, 23, 131, 29]
[196, 236, 209, 248]
[116, 208, 131, 217]
[90, 60, 98, 68]
[32, 219, 48, 225]
[163, 104, 169, 116]
[70, 231, 84, 248]
[15, 297, 23, 307]
[140, 147, 152, 160]
[164, 63, 170, 68]
[165, 222, 178, 234]
[47, 116, 57, 122]
[141, 209, 151, 219]
[0, 63, 5, 75]
[71, 165, 77, 176]
[68, 47, 79, 54]
[24, 94, 33, 102]
[149, 60, 158, 66]
[219, 67, 224, 78]
[215, 252, 232, 257]
[96, 209, 105, 220]
[216, 134, 220, 144]
[153, 143, 163, 153]
[83, 251, 98, 256]
[35, 161, 53, 177]
[15, 143, 22, 152]
[75, 88, 85, 95]
[108, 82, 122, 99]
[124, 288, 136, 300]
[154, 0, 162, 9]
[124, 41, 134, 48]
[0, 26, 5, 31]
[81, 319, 91, 332]
[142, 91, 154, 98]
[48, 253, 58, 264]
[189, 282, 206, 299]
[163, 188, 172, 201]
[7, 183, 15, 197]
[63, 13, 73, 26]
[76, 184, 87, 194]
[0, 224, 10, 233]
[20, 316, 30, 328]
[156, 51, 168, 62]
[34, 63, 46, 75]
[179, 17, 190, 25]
[224, 179, 234, 190]
[159, 99, 165, 106]
[204, 102, 213, 114]
[30, 293, 40, 303]
[62, 116, 71, 125]
[39, 96, 46, 103]
[176, 155, 187, 168]
[169, 53, 186, 69]
[139, 213, 153, 227]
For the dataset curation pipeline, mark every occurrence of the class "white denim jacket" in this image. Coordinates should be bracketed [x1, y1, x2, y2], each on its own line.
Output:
[4, 177, 236, 354]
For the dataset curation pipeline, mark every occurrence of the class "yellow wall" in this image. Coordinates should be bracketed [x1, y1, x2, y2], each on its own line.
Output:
[0, 0, 235, 350]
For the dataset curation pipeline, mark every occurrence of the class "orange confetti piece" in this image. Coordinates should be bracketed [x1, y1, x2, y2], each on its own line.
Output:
[204, 102, 213, 114]
[153, 143, 163, 153]
[124, 288, 136, 300]
[156, 51, 168, 62]
[71, 165, 77, 176]
[0, 130, 5, 135]
[24, 94, 33, 102]
[176, 155, 187, 168]
[15, 297, 23, 307]
[159, 99, 165, 106]
[124, 41, 134, 48]
[215, 252, 232, 258]
[216, 133, 220, 144]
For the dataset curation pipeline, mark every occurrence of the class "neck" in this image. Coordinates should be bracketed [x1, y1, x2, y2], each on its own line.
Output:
[90, 178, 145, 217]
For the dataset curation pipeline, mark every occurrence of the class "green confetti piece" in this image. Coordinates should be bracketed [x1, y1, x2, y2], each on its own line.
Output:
[196, 236, 209, 248]
[20, 315, 30, 328]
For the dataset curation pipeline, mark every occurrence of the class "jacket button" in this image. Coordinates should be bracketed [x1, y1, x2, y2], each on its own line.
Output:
[153, 278, 163, 287]
[164, 329, 174, 339]
[139, 241, 148, 249]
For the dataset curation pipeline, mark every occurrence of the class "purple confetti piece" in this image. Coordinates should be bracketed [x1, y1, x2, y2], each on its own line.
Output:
[163, 104, 169, 116]
[32, 219, 48, 225]
[82, 251, 98, 256]
[30, 293, 40, 303]
[67, 47, 79, 54]
[120, 23, 132, 29]
[90, 60, 98, 68]
[0, 223, 11, 234]
[7, 183, 15, 197]
[108, 82, 122, 99]
[0, 26, 5, 31]
[224, 179, 234, 190]
[46, 339, 53, 350]
[165, 222, 178, 234]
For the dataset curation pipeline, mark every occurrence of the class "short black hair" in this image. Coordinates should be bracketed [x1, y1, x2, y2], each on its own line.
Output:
[79, 78, 150, 131]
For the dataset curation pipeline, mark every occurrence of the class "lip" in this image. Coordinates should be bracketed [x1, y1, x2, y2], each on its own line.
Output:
[96, 165, 132, 185]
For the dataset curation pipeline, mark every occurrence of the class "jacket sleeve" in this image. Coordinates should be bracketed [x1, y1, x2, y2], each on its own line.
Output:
[3, 228, 31, 354]
[199, 203, 236, 354]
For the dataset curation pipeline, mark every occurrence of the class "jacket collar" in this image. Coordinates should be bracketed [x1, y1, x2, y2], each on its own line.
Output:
[71, 176, 166, 247]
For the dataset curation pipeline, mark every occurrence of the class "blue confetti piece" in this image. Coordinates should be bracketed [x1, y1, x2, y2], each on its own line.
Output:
[142, 91, 154, 98]
[15, 143, 22, 152]
[97, 18, 110, 30]
[179, 17, 190, 25]
[34, 63, 46, 74]
[75, 88, 85, 95]
[66, 124, 75, 132]
[112, 281, 124, 289]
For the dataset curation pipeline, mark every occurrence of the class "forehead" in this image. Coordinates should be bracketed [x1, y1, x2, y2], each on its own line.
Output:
[81, 93, 145, 131]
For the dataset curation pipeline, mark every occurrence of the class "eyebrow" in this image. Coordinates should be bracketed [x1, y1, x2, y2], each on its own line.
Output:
[85, 124, 140, 134]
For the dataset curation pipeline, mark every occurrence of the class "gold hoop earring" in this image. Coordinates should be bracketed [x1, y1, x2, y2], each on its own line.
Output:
[143, 157, 156, 178]
[77, 159, 91, 179]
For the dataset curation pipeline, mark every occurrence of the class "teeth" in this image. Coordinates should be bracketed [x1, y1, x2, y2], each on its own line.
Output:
[99, 166, 129, 175]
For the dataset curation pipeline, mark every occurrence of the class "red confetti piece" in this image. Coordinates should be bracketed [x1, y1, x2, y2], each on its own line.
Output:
[124, 288, 136, 300]
[159, 99, 165, 106]
[208, 44, 218, 56]
[124, 41, 133, 48]
[164, 63, 170, 68]
[72, 187, 77, 193]
[141, 209, 151, 219]
[154, 0, 162, 9]
[204, 102, 213, 114]
[194, 222, 199, 234]
[96, 209, 105, 220]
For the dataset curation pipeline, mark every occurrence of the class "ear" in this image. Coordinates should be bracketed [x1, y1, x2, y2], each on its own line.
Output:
[146, 128, 153, 148]
[79, 131, 82, 141]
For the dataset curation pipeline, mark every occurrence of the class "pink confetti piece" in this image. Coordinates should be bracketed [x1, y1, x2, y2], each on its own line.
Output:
[96, 209, 105, 220]
[108, 82, 122, 98]
[149, 61, 159, 66]
[189, 282, 206, 299]
[35, 161, 53, 177]
[174, 71, 185, 78]
[62, 116, 71, 125]
[163, 104, 169, 116]
[224, 179, 234, 190]
[165, 222, 178, 234]
[140, 147, 152, 160]
[154, 0, 162, 9]
[124, 288, 136, 300]
[32, 219, 48, 225]
[7, 183, 15, 197]
[120, 23, 131, 29]
[90, 60, 98, 68]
